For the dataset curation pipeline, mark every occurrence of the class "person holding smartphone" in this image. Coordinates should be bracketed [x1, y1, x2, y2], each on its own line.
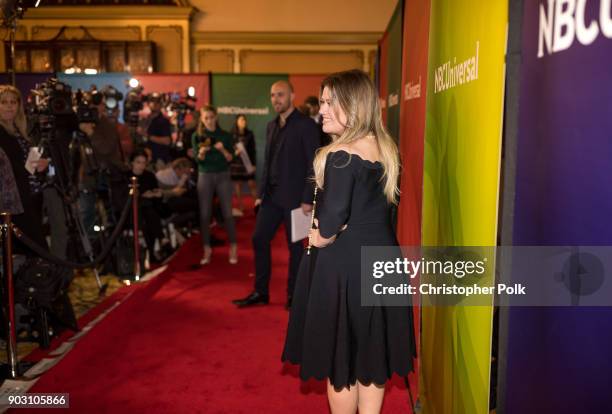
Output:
[0, 84, 49, 253]
[191, 105, 238, 265]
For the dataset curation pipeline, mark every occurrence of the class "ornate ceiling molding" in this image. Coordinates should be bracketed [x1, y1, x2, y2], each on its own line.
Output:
[191, 31, 381, 46]
[23, 6, 195, 20]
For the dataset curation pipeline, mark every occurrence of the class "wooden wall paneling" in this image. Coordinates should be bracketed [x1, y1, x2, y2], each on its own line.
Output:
[88, 26, 141, 41]
[197, 49, 234, 73]
[146, 25, 183, 73]
[1, 26, 30, 72]
[31, 26, 61, 41]
[239, 49, 364, 74]
[368, 49, 377, 78]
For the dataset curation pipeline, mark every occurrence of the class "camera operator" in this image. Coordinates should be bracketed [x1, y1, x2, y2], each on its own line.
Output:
[111, 106, 133, 161]
[32, 81, 81, 261]
[143, 92, 172, 170]
[155, 157, 198, 227]
[0, 84, 49, 253]
[168, 94, 197, 160]
[77, 88, 128, 240]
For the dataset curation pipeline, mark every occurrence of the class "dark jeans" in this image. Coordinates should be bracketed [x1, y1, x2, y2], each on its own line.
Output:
[140, 202, 164, 256]
[252, 197, 303, 297]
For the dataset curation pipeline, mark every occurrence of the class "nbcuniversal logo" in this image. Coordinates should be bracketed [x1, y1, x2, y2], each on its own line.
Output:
[538, 0, 612, 58]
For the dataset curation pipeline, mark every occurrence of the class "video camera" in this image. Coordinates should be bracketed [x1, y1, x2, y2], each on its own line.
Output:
[28, 78, 74, 131]
[73, 90, 99, 124]
[165, 92, 196, 113]
[28, 79, 100, 128]
[90, 86, 124, 118]
[123, 86, 147, 127]
[163, 91, 197, 133]
[26, 79, 103, 196]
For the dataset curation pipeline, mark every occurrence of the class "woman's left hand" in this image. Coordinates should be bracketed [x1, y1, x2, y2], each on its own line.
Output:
[308, 219, 336, 248]
[215, 142, 233, 161]
[35, 158, 49, 173]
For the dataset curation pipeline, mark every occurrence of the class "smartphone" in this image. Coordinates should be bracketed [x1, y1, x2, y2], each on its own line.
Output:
[25, 146, 42, 174]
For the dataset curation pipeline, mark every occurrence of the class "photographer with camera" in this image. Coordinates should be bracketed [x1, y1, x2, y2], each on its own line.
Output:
[192, 105, 238, 265]
[0, 84, 49, 253]
[111, 106, 133, 161]
[167, 93, 197, 160]
[156, 157, 197, 224]
[77, 87, 128, 239]
[143, 92, 172, 170]
[156, 157, 196, 204]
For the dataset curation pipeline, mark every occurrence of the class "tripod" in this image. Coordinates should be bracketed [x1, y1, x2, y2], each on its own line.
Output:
[52, 181, 104, 293]
[40, 123, 106, 294]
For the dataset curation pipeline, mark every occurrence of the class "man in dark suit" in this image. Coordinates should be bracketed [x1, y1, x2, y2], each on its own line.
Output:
[233, 80, 320, 309]
[304, 95, 332, 146]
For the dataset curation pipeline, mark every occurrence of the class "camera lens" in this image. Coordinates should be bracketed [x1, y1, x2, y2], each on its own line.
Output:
[91, 92, 103, 106]
[51, 98, 67, 113]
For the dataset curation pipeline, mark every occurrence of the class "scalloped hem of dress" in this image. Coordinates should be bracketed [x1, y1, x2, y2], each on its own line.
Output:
[282, 357, 415, 390]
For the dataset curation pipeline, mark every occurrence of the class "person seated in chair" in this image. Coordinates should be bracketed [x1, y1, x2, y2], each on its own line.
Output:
[155, 157, 199, 229]
[126, 149, 167, 265]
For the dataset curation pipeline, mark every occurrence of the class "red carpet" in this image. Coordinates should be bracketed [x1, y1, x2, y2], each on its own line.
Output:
[18, 206, 415, 413]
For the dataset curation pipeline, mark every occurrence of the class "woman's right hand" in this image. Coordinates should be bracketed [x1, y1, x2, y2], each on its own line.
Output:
[35, 158, 49, 173]
[308, 227, 335, 248]
[198, 147, 207, 160]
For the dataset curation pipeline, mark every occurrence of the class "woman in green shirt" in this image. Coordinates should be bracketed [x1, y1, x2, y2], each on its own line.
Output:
[192, 105, 238, 265]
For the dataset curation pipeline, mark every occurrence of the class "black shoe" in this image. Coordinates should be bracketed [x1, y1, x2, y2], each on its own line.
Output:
[231, 292, 253, 304]
[285, 295, 293, 310]
[233, 292, 269, 307]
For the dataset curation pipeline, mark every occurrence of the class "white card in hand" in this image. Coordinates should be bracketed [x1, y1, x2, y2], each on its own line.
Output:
[25, 146, 42, 175]
[236, 142, 256, 174]
[291, 207, 312, 243]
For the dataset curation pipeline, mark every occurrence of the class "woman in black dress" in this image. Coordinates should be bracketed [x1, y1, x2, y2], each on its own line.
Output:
[229, 114, 257, 215]
[0, 84, 49, 253]
[283, 70, 415, 413]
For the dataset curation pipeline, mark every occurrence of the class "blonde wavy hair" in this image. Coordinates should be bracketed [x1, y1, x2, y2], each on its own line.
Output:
[313, 69, 400, 204]
[0, 84, 28, 139]
[196, 105, 217, 136]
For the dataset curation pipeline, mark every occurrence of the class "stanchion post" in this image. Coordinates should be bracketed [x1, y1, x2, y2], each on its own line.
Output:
[1, 213, 19, 378]
[130, 176, 141, 281]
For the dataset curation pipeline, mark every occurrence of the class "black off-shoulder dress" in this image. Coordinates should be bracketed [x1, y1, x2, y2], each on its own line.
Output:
[282, 150, 416, 388]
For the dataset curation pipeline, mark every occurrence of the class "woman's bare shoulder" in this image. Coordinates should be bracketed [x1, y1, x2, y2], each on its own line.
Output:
[332, 144, 353, 153]
[333, 138, 380, 163]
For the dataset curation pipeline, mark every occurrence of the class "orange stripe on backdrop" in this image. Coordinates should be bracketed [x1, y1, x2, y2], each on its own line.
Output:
[396, 0, 432, 404]
[378, 31, 389, 124]
[397, 0, 430, 246]
[288, 74, 326, 108]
